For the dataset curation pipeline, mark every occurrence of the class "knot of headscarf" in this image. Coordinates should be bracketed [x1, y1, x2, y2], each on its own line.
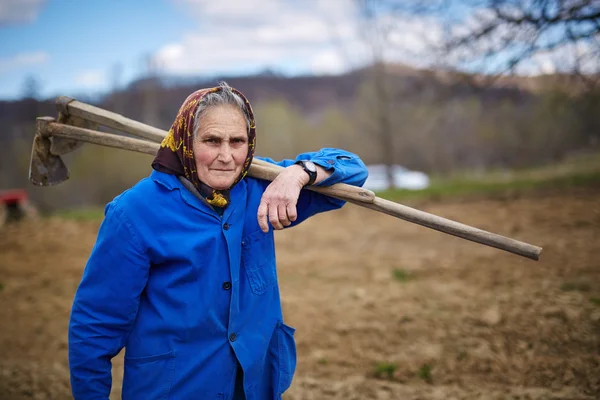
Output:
[151, 86, 256, 208]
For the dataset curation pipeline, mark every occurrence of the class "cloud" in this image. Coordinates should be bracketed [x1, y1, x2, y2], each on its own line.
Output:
[519, 40, 600, 76]
[161, 0, 598, 78]
[0, 51, 48, 73]
[310, 50, 347, 75]
[159, 0, 440, 76]
[73, 70, 107, 88]
[385, 15, 444, 67]
[0, 0, 46, 26]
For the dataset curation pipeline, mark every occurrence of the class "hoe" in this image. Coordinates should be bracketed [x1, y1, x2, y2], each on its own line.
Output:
[29, 96, 543, 261]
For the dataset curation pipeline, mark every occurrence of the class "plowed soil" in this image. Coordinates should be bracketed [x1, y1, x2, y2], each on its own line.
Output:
[1, 186, 599, 399]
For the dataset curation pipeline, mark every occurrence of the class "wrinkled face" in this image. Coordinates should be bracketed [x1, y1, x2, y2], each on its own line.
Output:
[192, 104, 249, 190]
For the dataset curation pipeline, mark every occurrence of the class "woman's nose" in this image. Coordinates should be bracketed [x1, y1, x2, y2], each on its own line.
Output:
[218, 143, 233, 161]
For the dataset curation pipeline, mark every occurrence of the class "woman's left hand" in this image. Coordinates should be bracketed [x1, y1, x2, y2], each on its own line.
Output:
[257, 165, 308, 232]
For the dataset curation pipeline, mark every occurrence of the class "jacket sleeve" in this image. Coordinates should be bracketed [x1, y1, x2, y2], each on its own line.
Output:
[255, 147, 368, 226]
[68, 200, 150, 399]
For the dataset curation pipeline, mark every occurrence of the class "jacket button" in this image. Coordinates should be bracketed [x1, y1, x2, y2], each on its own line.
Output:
[222, 281, 232, 290]
[223, 223, 230, 230]
[229, 333, 237, 342]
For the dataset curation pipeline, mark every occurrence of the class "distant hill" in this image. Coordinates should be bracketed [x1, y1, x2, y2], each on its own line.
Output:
[2, 63, 580, 135]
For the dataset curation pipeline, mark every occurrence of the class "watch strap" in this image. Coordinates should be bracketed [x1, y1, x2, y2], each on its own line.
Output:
[294, 160, 317, 186]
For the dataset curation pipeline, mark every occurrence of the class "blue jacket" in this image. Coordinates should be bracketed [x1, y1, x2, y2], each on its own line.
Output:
[68, 149, 368, 400]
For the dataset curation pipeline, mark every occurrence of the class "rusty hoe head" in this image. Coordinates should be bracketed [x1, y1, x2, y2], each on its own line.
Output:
[29, 117, 69, 186]
[28, 97, 95, 186]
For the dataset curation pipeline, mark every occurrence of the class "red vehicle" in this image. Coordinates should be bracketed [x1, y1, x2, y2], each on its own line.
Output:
[0, 189, 37, 226]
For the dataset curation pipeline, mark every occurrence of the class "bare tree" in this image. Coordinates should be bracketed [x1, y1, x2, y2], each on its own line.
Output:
[139, 53, 163, 127]
[449, 1, 599, 81]
[372, 0, 600, 82]
[355, 0, 398, 188]
[109, 62, 125, 114]
[21, 74, 41, 100]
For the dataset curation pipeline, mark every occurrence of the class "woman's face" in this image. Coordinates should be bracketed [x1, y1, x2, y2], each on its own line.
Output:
[192, 104, 249, 190]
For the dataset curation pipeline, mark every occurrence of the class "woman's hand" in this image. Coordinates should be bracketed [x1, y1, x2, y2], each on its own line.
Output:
[257, 165, 308, 232]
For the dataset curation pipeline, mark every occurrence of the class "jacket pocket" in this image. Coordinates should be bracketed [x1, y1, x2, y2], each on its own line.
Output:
[242, 230, 277, 295]
[269, 322, 297, 397]
[122, 350, 176, 400]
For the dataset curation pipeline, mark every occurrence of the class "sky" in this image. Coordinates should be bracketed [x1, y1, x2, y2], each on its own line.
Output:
[0, 0, 574, 101]
[0, 0, 455, 100]
[0, 0, 375, 100]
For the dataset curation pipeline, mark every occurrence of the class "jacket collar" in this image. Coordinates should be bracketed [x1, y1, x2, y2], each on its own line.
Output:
[150, 169, 244, 222]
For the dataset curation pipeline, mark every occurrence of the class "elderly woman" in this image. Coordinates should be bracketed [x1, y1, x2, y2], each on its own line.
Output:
[68, 82, 368, 399]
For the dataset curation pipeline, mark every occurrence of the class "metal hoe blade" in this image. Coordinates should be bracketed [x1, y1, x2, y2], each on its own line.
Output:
[28, 117, 70, 186]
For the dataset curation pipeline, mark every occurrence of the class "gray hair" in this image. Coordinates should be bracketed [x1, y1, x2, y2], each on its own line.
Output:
[193, 81, 251, 138]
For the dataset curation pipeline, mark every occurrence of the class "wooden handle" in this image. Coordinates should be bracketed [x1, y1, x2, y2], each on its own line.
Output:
[347, 197, 542, 260]
[48, 122, 159, 155]
[57, 97, 166, 142]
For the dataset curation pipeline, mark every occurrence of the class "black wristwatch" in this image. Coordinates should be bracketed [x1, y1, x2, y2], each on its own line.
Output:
[294, 160, 317, 186]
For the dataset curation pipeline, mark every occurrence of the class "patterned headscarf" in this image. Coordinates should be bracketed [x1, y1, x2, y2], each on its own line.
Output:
[151, 86, 256, 208]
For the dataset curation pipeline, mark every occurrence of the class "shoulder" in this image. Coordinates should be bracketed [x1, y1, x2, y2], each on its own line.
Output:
[101, 173, 170, 248]
[111, 177, 155, 209]
[105, 171, 173, 222]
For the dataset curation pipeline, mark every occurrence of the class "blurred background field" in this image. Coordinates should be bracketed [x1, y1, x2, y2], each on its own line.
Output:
[1, 161, 599, 399]
[1, 0, 600, 399]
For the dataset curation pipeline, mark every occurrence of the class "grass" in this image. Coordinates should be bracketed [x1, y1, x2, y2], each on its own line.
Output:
[417, 364, 433, 383]
[378, 170, 600, 202]
[0, 283, 4, 292]
[392, 269, 414, 283]
[561, 282, 592, 292]
[590, 298, 600, 306]
[373, 362, 397, 379]
[376, 152, 600, 202]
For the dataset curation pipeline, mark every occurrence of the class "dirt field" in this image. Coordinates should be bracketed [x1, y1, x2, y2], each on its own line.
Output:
[1, 185, 599, 399]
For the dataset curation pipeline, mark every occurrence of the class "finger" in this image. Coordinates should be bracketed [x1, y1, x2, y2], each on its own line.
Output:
[278, 203, 291, 227]
[286, 202, 298, 223]
[257, 201, 269, 233]
[269, 203, 284, 230]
